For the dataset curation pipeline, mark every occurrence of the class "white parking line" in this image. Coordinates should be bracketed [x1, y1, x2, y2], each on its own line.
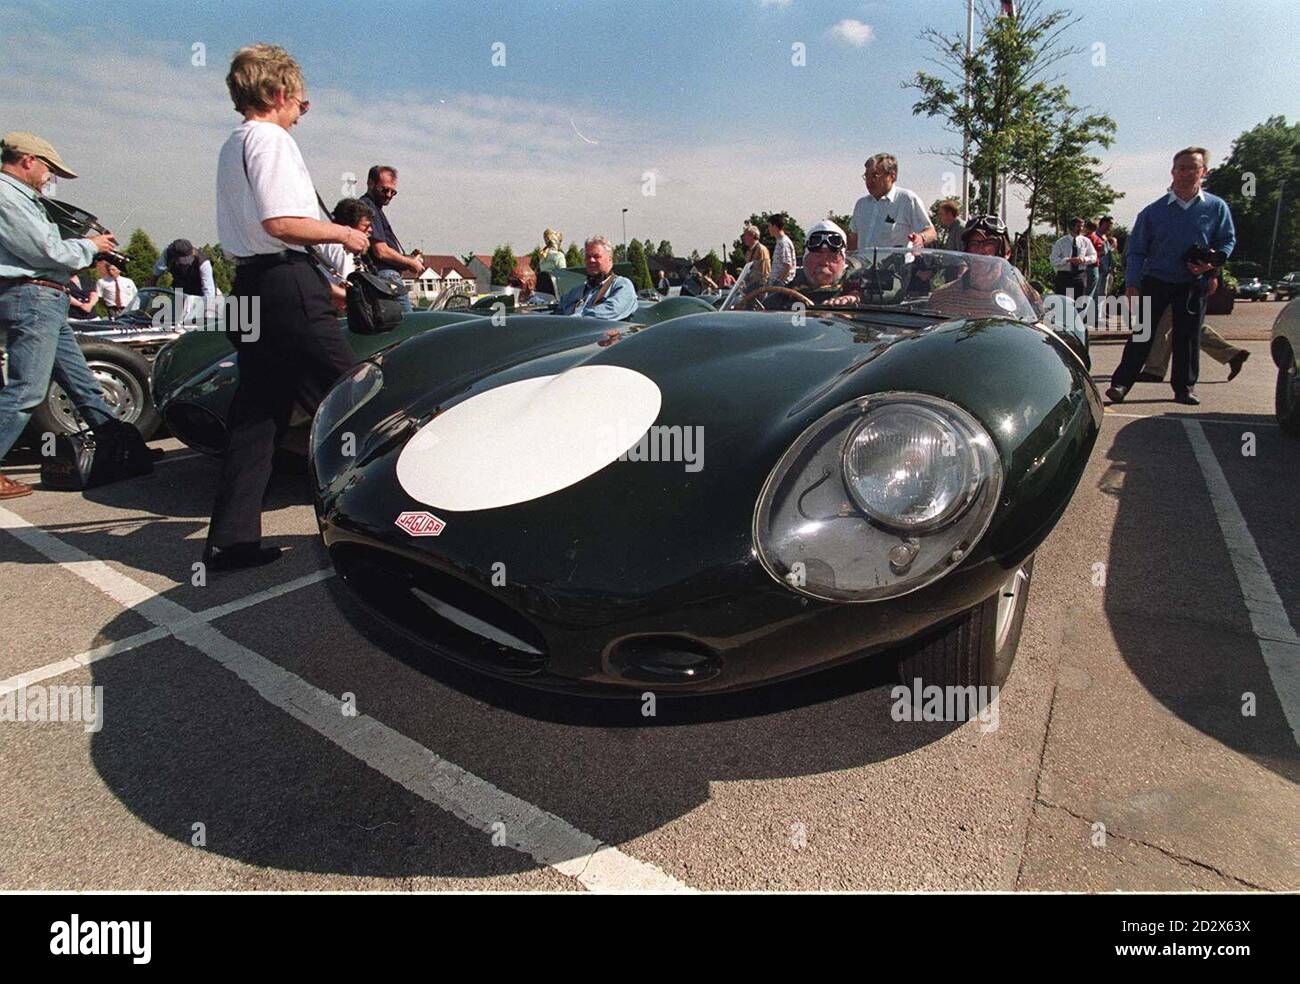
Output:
[0, 570, 334, 697]
[1183, 421, 1300, 746]
[1104, 411, 1279, 427]
[0, 505, 692, 892]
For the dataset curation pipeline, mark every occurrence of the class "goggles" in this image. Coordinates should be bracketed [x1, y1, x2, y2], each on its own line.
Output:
[963, 214, 1007, 240]
[806, 230, 846, 252]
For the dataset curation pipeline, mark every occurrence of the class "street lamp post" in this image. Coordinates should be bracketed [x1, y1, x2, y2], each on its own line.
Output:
[961, 0, 973, 220]
[1267, 178, 1286, 279]
[621, 208, 628, 250]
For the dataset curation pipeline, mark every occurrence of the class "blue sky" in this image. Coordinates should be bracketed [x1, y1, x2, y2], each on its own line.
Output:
[2, 0, 1297, 257]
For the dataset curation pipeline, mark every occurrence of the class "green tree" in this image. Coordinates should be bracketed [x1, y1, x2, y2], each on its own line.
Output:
[826, 211, 852, 232]
[728, 211, 806, 270]
[564, 243, 584, 267]
[1204, 116, 1300, 277]
[612, 243, 627, 264]
[490, 245, 517, 286]
[123, 228, 158, 285]
[656, 240, 674, 258]
[702, 249, 723, 281]
[627, 239, 653, 292]
[907, 0, 1092, 217]
[202, 244, 235, 294]
[528, 246, 543, 272]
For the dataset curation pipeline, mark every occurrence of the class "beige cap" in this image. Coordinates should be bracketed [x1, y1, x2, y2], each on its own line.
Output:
[0, 131, 77, 178]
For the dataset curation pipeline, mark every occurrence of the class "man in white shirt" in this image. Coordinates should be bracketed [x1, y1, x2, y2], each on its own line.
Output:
[1049, 217, 1097, 298]
[767, 213, 795, 285]
[848, 153, 936, 251]
[205, 43, 369, 572]
[95, 260, 137, 315]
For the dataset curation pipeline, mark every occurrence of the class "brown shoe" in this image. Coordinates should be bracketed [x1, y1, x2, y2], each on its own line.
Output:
[1227, 350, 1249, 381]
[0, 476, 33, 499]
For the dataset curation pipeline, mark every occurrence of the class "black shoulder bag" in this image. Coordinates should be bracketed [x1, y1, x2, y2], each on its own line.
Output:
[241, 134, 407, 335]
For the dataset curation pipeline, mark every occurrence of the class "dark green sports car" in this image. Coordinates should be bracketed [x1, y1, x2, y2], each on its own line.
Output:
[307, 249, 1101, 696]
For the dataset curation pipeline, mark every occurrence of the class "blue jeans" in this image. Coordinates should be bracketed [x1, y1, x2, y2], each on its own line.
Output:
[0, 283, 114, 460]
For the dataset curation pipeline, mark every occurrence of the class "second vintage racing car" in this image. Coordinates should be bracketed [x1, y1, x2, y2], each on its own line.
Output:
[310, 248, 1101, 697]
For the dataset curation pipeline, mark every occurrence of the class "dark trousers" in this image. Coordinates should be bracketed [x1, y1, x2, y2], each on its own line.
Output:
[206, 253, 354, 549]
[1111, 277, 1205, 395]
[1053, 270, 1086, 297]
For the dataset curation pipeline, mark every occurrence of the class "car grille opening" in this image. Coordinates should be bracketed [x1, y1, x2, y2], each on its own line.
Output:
[163, 401, 229, 454]
[330, 543, 549, 676]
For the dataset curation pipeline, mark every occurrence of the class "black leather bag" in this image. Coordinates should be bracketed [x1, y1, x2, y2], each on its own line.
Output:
[40, 419, 154, 490]
[345, 268, 407, 335]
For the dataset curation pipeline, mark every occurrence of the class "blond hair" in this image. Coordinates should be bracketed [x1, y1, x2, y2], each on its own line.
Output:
[226, 44, 305, 115]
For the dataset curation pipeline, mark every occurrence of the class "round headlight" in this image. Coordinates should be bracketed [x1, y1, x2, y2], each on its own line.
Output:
[753, 392, 1002, 603]
[843, 404, 977, 532]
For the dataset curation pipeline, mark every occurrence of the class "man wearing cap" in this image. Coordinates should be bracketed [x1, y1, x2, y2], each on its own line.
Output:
[206, 44, 370, 570]
[0, 131, 120, 499]
[927, 215, 1041, 321]
[149, 239, 218, 325]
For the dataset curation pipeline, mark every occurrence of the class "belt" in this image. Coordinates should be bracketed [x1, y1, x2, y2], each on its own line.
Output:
[0, 277, 68, 293]
[234, 250, 310, 267]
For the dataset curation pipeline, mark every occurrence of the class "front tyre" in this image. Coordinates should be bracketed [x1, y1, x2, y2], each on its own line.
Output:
[1276, 357, 1300, 437]
[895, 556, 1034, 692]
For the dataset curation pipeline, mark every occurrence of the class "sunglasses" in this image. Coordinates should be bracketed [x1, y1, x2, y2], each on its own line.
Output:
[806, 231, 846, 252]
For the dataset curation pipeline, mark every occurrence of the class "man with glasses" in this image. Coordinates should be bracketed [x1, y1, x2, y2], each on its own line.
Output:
[0, 131, 120, 499]
[1106, 146, 1236, 406]
[848, 153, 936, 251]
[361, 165, 424, 312]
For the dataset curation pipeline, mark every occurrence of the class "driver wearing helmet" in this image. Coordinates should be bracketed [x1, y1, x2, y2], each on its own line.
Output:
[925, 215, 1041, 320]
[748, 219, 853, 310]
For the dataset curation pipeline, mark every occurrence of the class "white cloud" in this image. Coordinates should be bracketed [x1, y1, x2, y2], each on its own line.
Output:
[830, 19, 875, 47]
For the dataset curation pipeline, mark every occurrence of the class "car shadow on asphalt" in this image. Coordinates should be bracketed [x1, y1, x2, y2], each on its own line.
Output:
[1100, 413, 1299, 782]
[69, 454, 982, 878]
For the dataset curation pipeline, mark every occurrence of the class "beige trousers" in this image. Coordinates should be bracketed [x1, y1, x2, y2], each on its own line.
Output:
[1141, 307, 1244, 377]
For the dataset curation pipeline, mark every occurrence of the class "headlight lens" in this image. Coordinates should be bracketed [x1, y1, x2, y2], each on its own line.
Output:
[754, 393, 1002, 602]
[843, 404, 977, 532]
[311, 361, 383, 453]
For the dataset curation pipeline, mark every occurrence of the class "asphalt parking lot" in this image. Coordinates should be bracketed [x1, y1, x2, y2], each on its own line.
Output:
[1, 320, 1297, 891]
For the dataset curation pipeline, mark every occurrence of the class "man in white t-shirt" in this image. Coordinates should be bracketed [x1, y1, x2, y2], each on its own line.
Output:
[204, 43, 369, 572]
[95, 260, 137, 315]
[848, 153, 936, 251]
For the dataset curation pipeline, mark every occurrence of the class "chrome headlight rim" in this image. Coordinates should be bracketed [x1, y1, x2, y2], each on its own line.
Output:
[753, 390, 1004, 604]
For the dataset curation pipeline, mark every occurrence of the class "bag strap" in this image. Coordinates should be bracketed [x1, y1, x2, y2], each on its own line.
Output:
[240, 127, 335, 277]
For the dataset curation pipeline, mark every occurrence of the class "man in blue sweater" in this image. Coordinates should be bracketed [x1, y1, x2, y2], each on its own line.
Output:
[1106, 147, 1236, 406]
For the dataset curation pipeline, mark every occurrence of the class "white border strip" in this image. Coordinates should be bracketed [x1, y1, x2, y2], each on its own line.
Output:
[0, 505, 691, 892]
[1182, 421, 1300, 745]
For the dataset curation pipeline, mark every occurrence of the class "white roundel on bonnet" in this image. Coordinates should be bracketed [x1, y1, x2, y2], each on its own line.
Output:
[395, 365, 662, 511]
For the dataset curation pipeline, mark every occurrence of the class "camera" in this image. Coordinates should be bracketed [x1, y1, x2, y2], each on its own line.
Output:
[1183, 244, 1227, 267]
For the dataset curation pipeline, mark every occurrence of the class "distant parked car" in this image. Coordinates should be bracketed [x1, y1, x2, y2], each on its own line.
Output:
[1236, 277, 1274, 301]
[1274, 272, 1300, 301]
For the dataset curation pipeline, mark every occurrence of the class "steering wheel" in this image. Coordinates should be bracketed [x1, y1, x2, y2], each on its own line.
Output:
[736, 284, 817, 311]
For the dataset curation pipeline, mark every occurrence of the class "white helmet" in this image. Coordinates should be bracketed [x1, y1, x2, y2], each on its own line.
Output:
[804, 219, 848, 256]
